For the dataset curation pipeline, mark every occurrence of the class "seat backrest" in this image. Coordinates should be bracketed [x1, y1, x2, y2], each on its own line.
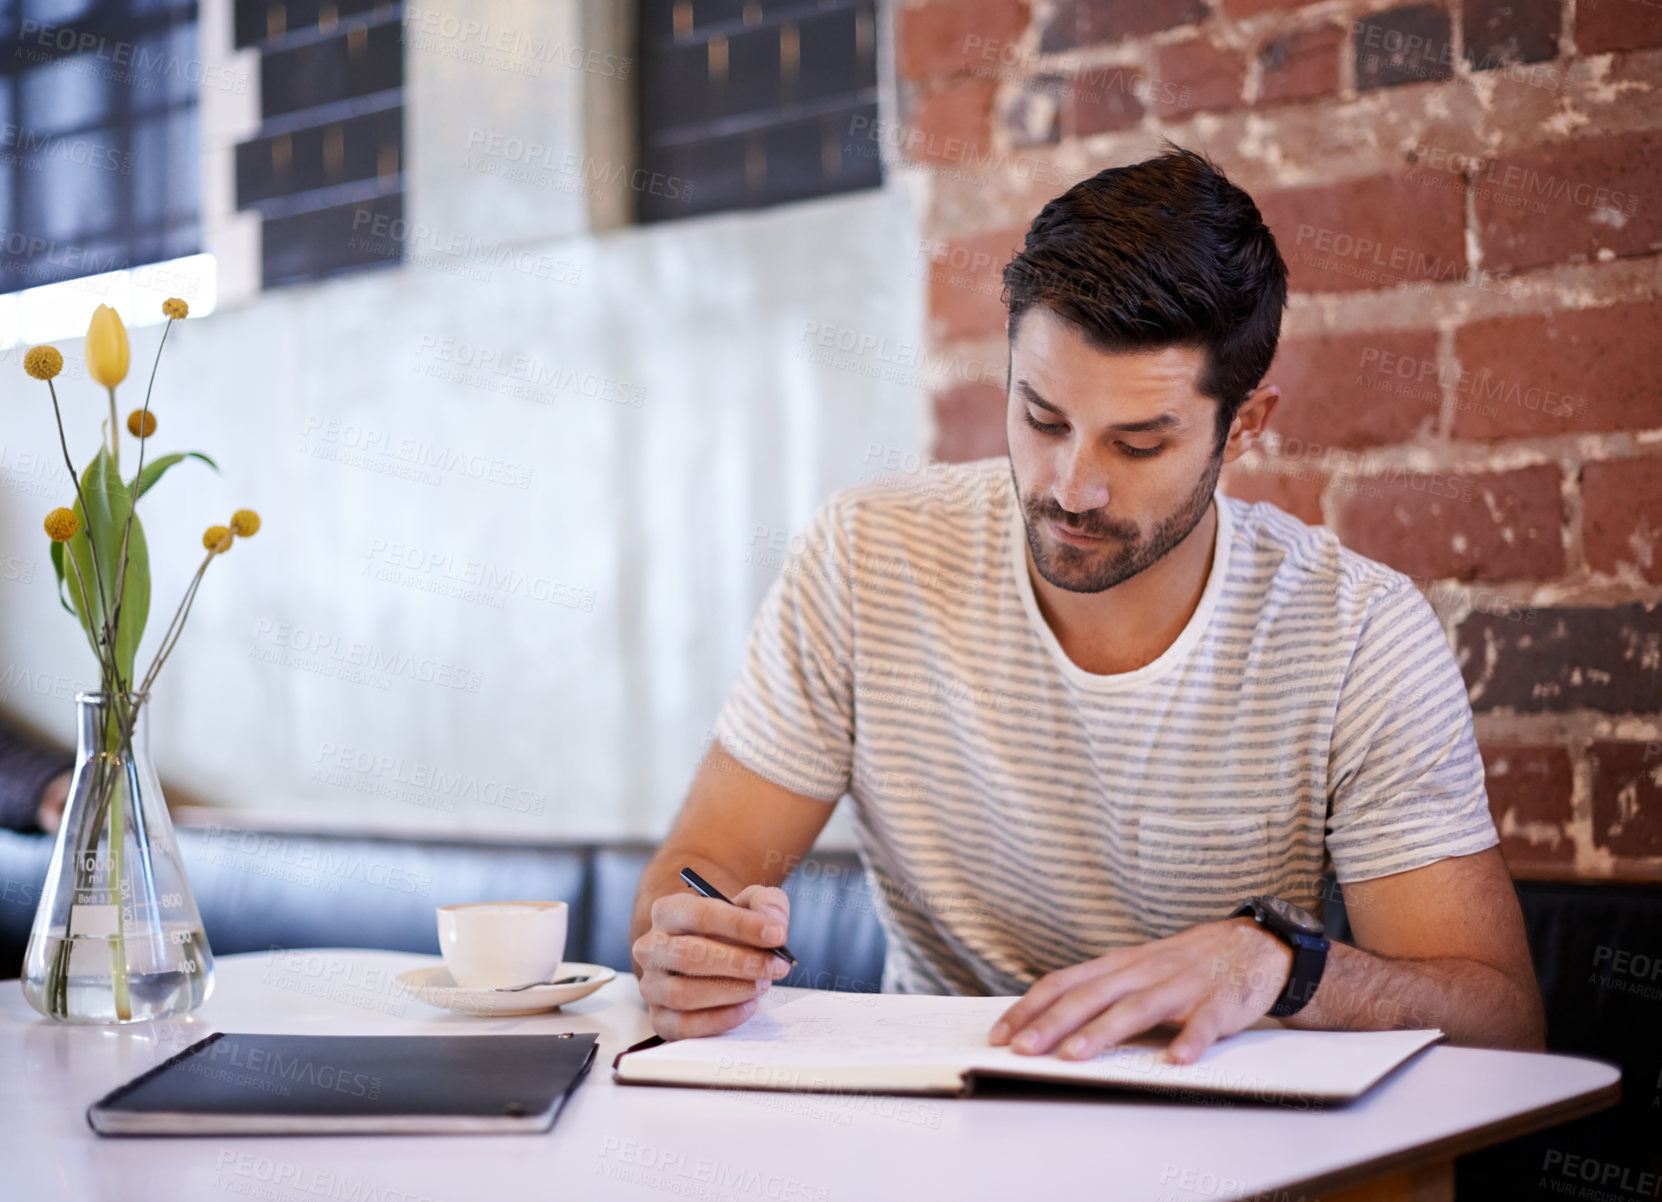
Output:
[0, 829, 892, 990]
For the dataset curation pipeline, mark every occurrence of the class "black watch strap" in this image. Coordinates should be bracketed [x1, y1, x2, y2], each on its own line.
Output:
[1232, 897, 1329, 1018]
[1269, 935, 1327, 1017]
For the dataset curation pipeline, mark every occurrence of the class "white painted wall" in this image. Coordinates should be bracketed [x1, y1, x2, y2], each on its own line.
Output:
[0, 0, 929, 842]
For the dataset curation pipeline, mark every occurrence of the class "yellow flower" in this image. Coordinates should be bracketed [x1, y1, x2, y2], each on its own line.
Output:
[203, 525, 233, 554]
[127, 409, 157, 438]
[162, 297, 189, 320]
[230, 509, 261, 537]
[44, 508, 79, 542]
[24, 345, 63, 380]
[86, 304, 130, 389]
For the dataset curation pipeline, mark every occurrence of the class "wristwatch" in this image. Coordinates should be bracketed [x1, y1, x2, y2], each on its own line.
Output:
[1230, 896, 1329, 1018]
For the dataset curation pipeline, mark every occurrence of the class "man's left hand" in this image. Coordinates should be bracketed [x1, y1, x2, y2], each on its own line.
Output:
[988, 918, 1294, 1064]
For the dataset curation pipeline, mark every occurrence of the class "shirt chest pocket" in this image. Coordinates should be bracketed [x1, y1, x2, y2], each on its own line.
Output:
[1131, 814, 1282, 937]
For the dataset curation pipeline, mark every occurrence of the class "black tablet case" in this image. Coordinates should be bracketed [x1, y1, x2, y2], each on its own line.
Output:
[87, 1031, 598, 1136]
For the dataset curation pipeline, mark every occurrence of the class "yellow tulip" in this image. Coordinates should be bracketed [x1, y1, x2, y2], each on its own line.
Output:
[86, 304, 129, 389]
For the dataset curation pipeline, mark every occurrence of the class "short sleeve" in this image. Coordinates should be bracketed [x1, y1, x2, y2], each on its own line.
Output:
[1324, 582, 1500, 882]
[712, 495, 855, 801]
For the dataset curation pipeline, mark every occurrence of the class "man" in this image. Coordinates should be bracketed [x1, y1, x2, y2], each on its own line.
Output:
[0, 716, 71, 834]
[630, 145, 1545, 1063]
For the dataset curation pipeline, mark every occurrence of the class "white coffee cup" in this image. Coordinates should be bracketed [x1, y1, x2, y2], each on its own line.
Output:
[436, 901, 568, 989]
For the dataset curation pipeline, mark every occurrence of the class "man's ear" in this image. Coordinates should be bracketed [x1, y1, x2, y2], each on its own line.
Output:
[1221, 384, 1280, 464]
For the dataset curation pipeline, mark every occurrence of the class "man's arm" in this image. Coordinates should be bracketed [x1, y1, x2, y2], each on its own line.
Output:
[1280, 846, 1544, 1046]
[989, 846, 1545, 1063]
[629, 740, 838, 1039]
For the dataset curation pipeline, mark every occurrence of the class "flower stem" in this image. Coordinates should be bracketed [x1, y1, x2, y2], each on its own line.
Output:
[111, 317, 171, 634]
[46, 380, 117, 655]
[107, 386, 119, 475]
[139, 551, 215, 696]
[96, 704, 133, 1021]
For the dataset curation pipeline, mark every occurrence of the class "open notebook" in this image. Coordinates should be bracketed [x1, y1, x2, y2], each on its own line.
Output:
[614, 992, 1443, 1104]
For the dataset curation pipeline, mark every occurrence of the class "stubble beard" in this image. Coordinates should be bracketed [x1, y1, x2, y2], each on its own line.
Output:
[1010, 451, 1222, 595]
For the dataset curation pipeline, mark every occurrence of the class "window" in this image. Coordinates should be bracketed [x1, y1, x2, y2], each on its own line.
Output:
[636, 0, 880, 224]
[0, 0, 201, 294]
[233, 0, 403, 288]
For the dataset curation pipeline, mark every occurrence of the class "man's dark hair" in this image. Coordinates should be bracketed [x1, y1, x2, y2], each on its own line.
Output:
[1001, 143, 1288, 451]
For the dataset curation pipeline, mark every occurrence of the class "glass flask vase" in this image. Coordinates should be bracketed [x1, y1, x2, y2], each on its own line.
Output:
[22, 691, 213, 1023]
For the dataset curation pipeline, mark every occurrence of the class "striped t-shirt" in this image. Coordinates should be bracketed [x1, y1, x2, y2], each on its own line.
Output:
[713, 457, 1500, 996]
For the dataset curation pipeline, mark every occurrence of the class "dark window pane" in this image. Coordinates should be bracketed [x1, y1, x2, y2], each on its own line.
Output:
[260, 18, 400, 117]
[640, 135, 747, 222]
[640, 40, 712, 133]
[233, 0, 272, 48]
[131, 106, 195, 224]
[21, 52, 113, 133]
[637, 0, 676, 43]
[131, 24, 200, 110]
[716, 25, 783, 122]
[29, 137, 122, 241]
[638, 0, 880, 225]
[236, 0, 384, 45]
[236, 106, 399, 204]
[798, 8, 872, 104]
[692, 0, 746, 34]
[0, 4, 201, 294]
[234, 3, 404, 288]
[24, 0, 94, 23]
[262, 194, 401, 287]
[0, 228, 126, 291]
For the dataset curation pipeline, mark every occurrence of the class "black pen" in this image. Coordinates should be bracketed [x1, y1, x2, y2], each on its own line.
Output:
[679, 867, 798, 967]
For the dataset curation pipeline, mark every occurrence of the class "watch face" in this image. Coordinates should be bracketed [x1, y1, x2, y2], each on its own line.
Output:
[1260, 895, 1324, 936]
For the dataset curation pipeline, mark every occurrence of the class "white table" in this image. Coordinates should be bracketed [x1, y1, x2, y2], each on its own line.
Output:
[1, 949, 1619, 1202]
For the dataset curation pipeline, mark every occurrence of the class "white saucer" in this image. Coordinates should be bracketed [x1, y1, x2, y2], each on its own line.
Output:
[394, 962, 617, 1016]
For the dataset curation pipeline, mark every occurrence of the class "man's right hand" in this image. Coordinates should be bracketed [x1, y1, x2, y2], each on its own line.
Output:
[36, 770, 70, 835]
[632, 884, 793, 1040]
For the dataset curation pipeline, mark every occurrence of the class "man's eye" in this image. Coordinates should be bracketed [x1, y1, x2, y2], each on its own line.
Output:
[1119, 444, 1162, 459]
[1023, 411, 1065, 435]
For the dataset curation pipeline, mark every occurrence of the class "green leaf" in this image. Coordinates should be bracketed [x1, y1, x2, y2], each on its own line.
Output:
[131, 450, 218, 501]
[65, 447, 150, 690]
[48, 541, 74, 615]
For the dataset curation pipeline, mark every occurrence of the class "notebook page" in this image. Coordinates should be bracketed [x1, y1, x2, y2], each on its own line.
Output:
[617, 993, 1007, 1090]
[620, 992, 1442, 1102]
[961, 1025, 1445, 1101]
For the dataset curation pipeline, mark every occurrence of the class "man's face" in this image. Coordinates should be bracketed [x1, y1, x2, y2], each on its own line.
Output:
[1007, 307, 1226, 595]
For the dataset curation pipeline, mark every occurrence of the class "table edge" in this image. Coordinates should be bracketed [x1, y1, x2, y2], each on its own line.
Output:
[1262, 1070, 1622, 1200]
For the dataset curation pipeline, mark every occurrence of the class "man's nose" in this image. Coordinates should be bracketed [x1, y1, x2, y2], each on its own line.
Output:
[1054, 448, 1110, 514]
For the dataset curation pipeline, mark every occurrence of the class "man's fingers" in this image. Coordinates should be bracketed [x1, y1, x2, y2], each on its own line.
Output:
[1167, 1000, 1232, 1065]
[1056, 979, 1198, 1060]
[649, 997, 762, 1041]
[731, 883, 791, 930]
[988, 949, 1141, 1045]
[634, 931, 792, 980]
[1001, 963, 1164, 1055]
[652, 892, 784, 947]
[731, 884, 792, 948]
[639, 969, 771, 1012]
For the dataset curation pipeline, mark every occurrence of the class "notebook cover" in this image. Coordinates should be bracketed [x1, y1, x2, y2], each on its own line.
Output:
[87, 1031, 598, 1136]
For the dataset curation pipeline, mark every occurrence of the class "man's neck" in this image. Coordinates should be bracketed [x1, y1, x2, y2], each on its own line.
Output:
[1024, 499, 1219, 677]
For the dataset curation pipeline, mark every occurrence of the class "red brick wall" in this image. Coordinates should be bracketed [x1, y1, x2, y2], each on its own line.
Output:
[896, 0, 1662, 880]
